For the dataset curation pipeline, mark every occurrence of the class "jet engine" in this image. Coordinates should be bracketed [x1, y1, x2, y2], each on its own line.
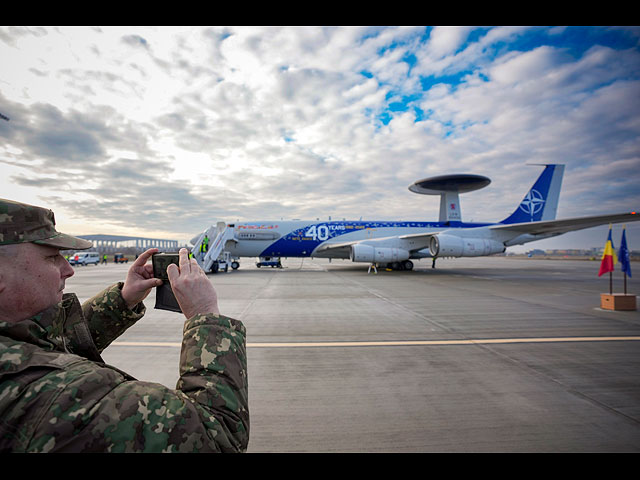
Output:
[429, 234, 505, 258]
[350, 244, 410, 263]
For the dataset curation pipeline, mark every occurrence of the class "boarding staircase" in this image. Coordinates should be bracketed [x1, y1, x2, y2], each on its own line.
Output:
[192, 222, 236, 272]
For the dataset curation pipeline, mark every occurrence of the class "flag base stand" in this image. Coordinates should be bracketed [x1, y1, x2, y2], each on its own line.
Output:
[600, 293, 637, 311]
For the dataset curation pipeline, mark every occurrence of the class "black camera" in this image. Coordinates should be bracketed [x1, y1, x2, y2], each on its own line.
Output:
[152, 252, 182, 313]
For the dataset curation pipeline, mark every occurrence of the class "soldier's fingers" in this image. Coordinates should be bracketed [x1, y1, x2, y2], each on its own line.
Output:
[190, 257, 201, 274]
[178, 248, 190, 273]
[140, 277, 163, 290]
[133, 248, 158, 268]
[141, 263, 154, 279]
[167, 263, 179, 284]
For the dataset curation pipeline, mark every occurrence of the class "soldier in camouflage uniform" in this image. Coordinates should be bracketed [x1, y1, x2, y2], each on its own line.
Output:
[0, 199, 249, 452]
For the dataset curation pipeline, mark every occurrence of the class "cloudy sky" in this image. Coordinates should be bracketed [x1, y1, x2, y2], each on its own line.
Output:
[1, 26, 639, 252]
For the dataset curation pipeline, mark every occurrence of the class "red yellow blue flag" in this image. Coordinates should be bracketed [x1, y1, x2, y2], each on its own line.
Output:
[598, 225, 617, 277]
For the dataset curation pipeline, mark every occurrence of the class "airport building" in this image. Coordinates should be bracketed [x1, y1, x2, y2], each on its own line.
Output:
[72, 234, 180, 254]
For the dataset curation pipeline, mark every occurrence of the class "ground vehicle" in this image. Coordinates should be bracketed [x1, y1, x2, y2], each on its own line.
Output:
[256, 257, 282, 268]
[114, 253, 129, 263]
[208, 259, 229, 273]
[69, 252, 100, 266]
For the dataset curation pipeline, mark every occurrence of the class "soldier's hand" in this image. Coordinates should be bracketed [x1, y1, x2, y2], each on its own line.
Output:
[121, 248, 163, 309]
[167, 248, 220, 319]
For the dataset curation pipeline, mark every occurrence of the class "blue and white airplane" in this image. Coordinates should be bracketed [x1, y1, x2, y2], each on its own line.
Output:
[191, 164, 639, 272]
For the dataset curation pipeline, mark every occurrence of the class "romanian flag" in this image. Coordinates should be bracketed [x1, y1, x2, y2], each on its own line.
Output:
[598, 225, 618, 277]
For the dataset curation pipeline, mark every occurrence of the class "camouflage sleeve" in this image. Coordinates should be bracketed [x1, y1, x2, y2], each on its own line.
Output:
[176, 313, 249, 451]
[8, 314, 248, 453]
[81, 282, 145, 352]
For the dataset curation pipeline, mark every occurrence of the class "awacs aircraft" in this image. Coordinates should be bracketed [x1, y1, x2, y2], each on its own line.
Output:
[190, 164, 639, 272]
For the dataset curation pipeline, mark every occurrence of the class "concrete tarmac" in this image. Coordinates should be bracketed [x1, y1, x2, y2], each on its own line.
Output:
[65, 256, 640, 452]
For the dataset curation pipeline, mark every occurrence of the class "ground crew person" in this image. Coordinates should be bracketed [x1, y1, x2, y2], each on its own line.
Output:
[102, 253, 108, 264]
[0, 198, 249, 452]
[201, 235, 209, 253]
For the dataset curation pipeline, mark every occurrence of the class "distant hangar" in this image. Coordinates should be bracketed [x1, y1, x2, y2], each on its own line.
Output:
[75, 234, 179, 253]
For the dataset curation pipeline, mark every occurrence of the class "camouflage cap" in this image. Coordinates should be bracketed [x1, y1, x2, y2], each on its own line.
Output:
[0, 198, 93, 250]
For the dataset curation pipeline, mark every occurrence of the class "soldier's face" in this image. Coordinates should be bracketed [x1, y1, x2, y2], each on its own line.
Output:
[0, 243, 75, 322]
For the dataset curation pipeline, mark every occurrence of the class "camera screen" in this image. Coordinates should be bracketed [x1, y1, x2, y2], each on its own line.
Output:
[152, 253, 180, 281]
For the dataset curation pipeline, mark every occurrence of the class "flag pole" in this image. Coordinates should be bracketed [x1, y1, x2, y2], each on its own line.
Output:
[624, 271, 627, 295]
[609, 271, 612, 295]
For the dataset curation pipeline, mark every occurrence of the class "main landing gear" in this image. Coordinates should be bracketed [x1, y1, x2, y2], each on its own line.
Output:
[386, 260, 414, 271]
[368, 260, 415, 274]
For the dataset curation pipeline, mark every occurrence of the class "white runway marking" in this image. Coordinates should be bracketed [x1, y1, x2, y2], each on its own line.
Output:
[112, 336, 640, 348]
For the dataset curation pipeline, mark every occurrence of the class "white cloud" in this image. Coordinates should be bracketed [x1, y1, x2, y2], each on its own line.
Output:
[1, 26, 639, 249]
[427, 26, 474, 58]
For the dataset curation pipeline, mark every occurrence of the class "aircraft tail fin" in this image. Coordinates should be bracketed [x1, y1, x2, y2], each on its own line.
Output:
[500, 164, 564, 224]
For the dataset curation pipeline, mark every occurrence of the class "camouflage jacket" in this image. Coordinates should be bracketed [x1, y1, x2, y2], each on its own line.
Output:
[0, 283, 249, 452]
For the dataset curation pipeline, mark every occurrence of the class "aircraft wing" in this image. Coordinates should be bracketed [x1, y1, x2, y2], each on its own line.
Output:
[398, 231, 443, 241]
[312, 231, 443, 257]
[313, 239, 365, 256]
[489, 211, 639, 235]
[311, 239, 364, 259]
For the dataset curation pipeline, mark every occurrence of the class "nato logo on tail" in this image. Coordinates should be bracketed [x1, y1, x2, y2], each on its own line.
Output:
[519, 189, 546, 221]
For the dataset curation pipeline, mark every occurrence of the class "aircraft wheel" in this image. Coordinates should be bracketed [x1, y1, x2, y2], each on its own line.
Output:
[231, 261, 239, 270]
[403, 260, 414, 271]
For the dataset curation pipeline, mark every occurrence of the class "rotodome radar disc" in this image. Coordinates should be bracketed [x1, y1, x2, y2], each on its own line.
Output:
[409, 174, 491, 195]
